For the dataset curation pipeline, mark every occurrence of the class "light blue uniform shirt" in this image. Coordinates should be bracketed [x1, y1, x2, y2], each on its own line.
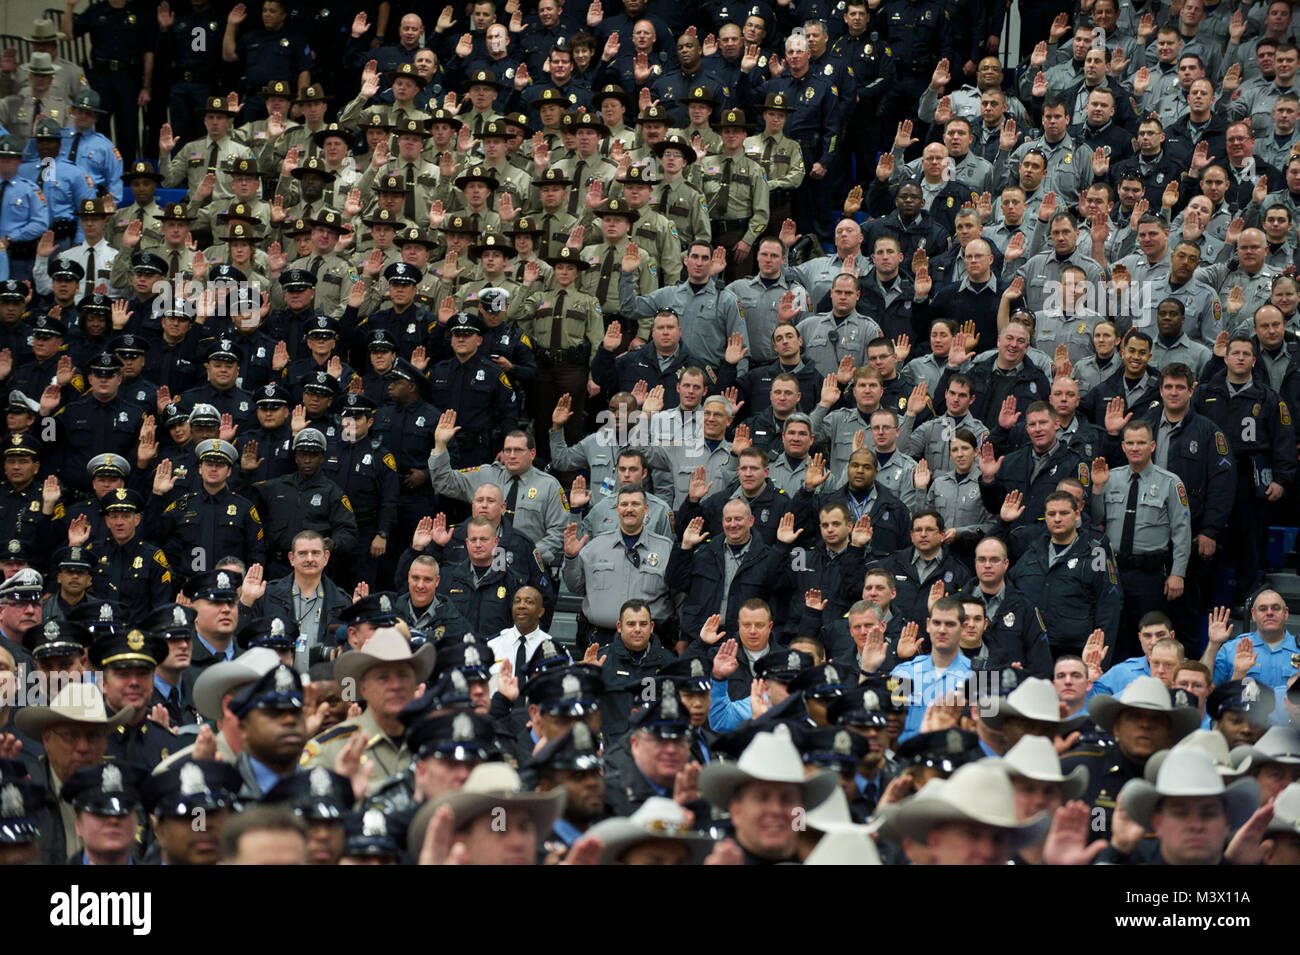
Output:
[891, 653, 973, 742]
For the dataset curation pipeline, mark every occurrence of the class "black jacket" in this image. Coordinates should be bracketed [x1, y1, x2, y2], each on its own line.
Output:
[937, 352, 1052, 429]
[669, 535, 790, 637]
[954, 580, 1053, 677]
[1007, 531, 1124, 654]
[878, 546, 973, 621]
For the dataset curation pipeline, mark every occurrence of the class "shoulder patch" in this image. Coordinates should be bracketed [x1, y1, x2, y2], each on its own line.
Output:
[1280, 401, 1292, 427]
[312, 722, 361, 746]
[249, 505, 261, 524]
[1078, 463, 1089, 486]
[1176, 481, 1188, 509]
[340, 494, 354, 512]
[499, 372, 511, 388]
[153, 551, 169, 568]
[1215, 431, 1228, 456]
[383, 453, 397, 471]
[559, 489, 570, 511]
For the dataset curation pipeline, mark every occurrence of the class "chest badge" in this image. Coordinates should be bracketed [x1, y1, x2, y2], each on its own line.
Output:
[1003, 612, 1015, 627]
[527, 487, 537, 499]
[311, 494, 322, 506]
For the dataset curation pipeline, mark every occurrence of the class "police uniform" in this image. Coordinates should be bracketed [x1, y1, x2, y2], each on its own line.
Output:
[326, 395, 401, 583]
[154, 440, 264, 576]
[84, 489, 174, 622]
[252, 429, 359, 569]
[1091, 461, 1192, 657]
[88, 629, 178, 769]
[899, 411, 991, 474]
[428, 316, 519, 468]
[438, 559, 531, 637]
[0, 134, 52, 281]
[55, 353, 145, 492]
[701, 109, 770, 280]
[563, 529, 675, 634]
[1194, 372, 1296, 601]
[286, 208, 357, 316]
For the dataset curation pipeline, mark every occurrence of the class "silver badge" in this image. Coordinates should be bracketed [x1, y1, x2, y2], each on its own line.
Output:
[310, 766, 332, 797]
[311, 494, 322, 506]
[863, 691, 880, 711]
[833, 730, 852, 755]
[1003, 612, 1015, 627]
[561, 673, 581, 698]
[362, 808, 387, 837]
[573, 723, 594, 749]
[99, 604, 114, 622]
[271, 618, 285, 637]
[0, 783, 22, 818]
[179, 762, 206, 796]
[661, 688, 680, 719]
[173, 606, 187, 626]
[416, 417, 425, 428]
[1068, 558, 1078, 569]
[823, 665, 839, 684]
[787, 652, 801, 669]
[453, 712, 474, 741]
[1242, 678, 1259, 702]
[464, 646, 482, 667]
[217, 572, 230, 589]
[274, 667, 296, 694]
[760, 509, 769, 523]
[1188, 440, 1198, 454]
[647, 552, 659, 566]
[476, 370, 485, 381]
[451, 671, 469, 692]
[690, 659, 705, 678]
[44, 620, 58, 637]
[101, 764, 123, 793]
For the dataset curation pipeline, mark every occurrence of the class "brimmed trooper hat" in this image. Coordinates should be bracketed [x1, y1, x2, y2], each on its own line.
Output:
[1146, 729, 1255, 781]
[1118, 747, 1260, 830]
[586, 797, 716, 864]
[881, 759, 1052, 848]
[1000, 735, 1090, 799]
[1088, 676, 1202, 740]
[983, 677, 1090, 732]
[408, 763, 565, 857]
[699, 724, 840, 809]
[1264, 782, 1300, 838]
[1232, 725, 1300, 770]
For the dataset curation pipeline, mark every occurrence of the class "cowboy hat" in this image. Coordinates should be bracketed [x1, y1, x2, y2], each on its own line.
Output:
[1118, 747, 1260, 830]
[982, 677, 1089, 732]
[803, 787, 883, 864]
[1146, 729, 1254, 781]
[1001, 735, 1090, 800]
[1231, 725, 1300, 769]
[192, 647, 284, 721]
[585, 797, 716, 864]
[14, 682, 133, 735]
[1263, 781, 1300, 837]
[334, 627, 436, 686]
[883, 759, 1052, 849]
[406, 763, 564, 856]
[1088, 676, 1201, 740]
[698, 724, 839, 810]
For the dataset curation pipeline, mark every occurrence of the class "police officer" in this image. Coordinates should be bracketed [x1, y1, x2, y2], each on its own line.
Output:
[0, 433, 50, 555]
[326, 394, 401, 587]
[0, 133, 52, 283]
[1090, 419, 1193, 661]
[437, 518, 533, 637]
[157, 0, 224, 147]
[288, 209, 357, 316]
[88, 628, 178, 769]
[159, 96, 248, 202]
[179, 337, 257, 432]
[743, 92, 806, 235]
[562, 486, 675, 644]
[113, 333, 161, 411]
[152, 438, 264, 577]
[236, 381, 295, 484]
[428, 313, 518, 468]
[286, 317, 358, 401]
[266, 268, 324, 366]
[348, 262, 434, 367]
[75, 488, 174, 623]
[527, 246, 603, 456]
[55, 351, 145, 493]
[8, 313, 78, 410]
[978, 401, 1091, 533]
[701, 108, 770, 281]
[251, 428, 359, 577]
[60, 92, 123, 202]
[21, 119, 95, 251]
[64, 0, 152, 164]
[373, 358, 442, 536]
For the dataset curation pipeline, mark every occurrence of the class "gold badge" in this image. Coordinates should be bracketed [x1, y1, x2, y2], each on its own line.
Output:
[804, 87, 815, 100]
[1077, 322, 1087, 334]
[1063, 153, 1072, 164]
[127, 630, 144, 650]
[823, 64, 834, 75]
[1253, 403, 1262, 416]
[496, 586, 506, 599]
[132, 556, 143, 569]
[227, 504, 238, 516]
[527, 487, 537, 499]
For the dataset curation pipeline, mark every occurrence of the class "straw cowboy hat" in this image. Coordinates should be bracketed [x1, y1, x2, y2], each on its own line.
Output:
[1000, 735, 1089, 800]
[699, 724, 840, 810]
[585, 797, 716, 864]
[1118, 747, 1260, 830]
[334, 627, 436, 686]
[882, 759, 1052, 849]
[14, 682, 133, 735]
[1145, 729, 1254, 782]
[802, 787, 883, 865]
[406, 763, 564, 856]
[1231, 725, 1300, 770]
[1263, 782, 1300, 837]
[1088, 676, 1202, 740]
[192, 647, 284, 721]
[982, 677, 1089, 733]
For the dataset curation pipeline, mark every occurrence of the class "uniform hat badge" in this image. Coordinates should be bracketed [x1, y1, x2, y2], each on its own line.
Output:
[102, 764, 123, 793]
[362, 809, 387, 837]
[274, 667, 297, 694]
[127, 630, 144, 651]
[179, 762, 205, 796]
[453, 712, 474, 741]
[309, 766, 332, 797]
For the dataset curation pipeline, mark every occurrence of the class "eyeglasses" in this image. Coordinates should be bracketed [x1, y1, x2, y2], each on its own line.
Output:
[48, 726, 108, 745]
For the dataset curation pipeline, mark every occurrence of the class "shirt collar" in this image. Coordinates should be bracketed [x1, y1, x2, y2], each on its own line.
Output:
[195, 633, 234, 662]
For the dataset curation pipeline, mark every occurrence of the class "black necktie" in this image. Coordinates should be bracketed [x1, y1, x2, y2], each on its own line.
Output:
[309, 255, 322, 276]
[32, 100, 42, 136]
[658, 184, 670, 213]
[404, 162, 416, 219]
[506, 476, 520, 517]
[568, 160, 586, 214]
[596, 245, 617, 305]
[550, 290, 567, 347]
[762, 137, 774, 164]
[1119, 473, 1140, 557]
[86, 246, 96, 288]
[69, 131, 83, 163]
[713, 157, 733, 217]
[514, 635, 528, 677]
[170, 250, 181, 276]
[208, 140, 219, 173]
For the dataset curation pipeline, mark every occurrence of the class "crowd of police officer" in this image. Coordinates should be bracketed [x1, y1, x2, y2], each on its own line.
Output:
[1, 0, 1300, 868]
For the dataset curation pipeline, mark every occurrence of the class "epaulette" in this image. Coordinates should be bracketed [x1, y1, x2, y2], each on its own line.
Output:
[312, 722, 361, 746]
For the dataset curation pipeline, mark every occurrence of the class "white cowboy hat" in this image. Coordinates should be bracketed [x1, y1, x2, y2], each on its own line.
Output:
[1088, 676, 1201, 740]
[14, 682, 132, 735]
[192, 647, 284, 721]
[982, 677, 1089, 732]
[1118, 747, 1260, 830]
[1146, 729, 1253, 781]
[882, 759, 1051, 849]
[698, 724, 839, 810]
[406, 763, 564, 856]
[335, 627, 436, 686]
[1231, 725, 1300, 769]
[585, 797, 716, 864]
[1000, 735, 1090, 800]
[1263, 781, 1300, 837]
[803, 788, 883, 865]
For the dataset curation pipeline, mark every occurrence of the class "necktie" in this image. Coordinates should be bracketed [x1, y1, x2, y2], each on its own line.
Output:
[0, 182, 8, 218]
[308, 255, 322, 276]
[550, 290, 567, 348]
[567, 160, 586, 214]
[169, 250, 181, 276]
[404, 162, 416, 219]
[627, 544, 640, 568]
[473, 114, 484, 137]
[505, 476, 521, 517]
[207, 140, 219, 173]
[595, 245, 617, 305]
[762, 137, 774, 164]
[713, 157, 733, 217]
[1119, 473, 1141, 558]
[514, 636, 528, 677]
[541, 213, 554, 258]
[69, 131, 83, 163]
[657, 185, 670, 214]
[86, 246, 96, 288]
[135, 205, 145, 221]
[32, 100, 42, 136]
